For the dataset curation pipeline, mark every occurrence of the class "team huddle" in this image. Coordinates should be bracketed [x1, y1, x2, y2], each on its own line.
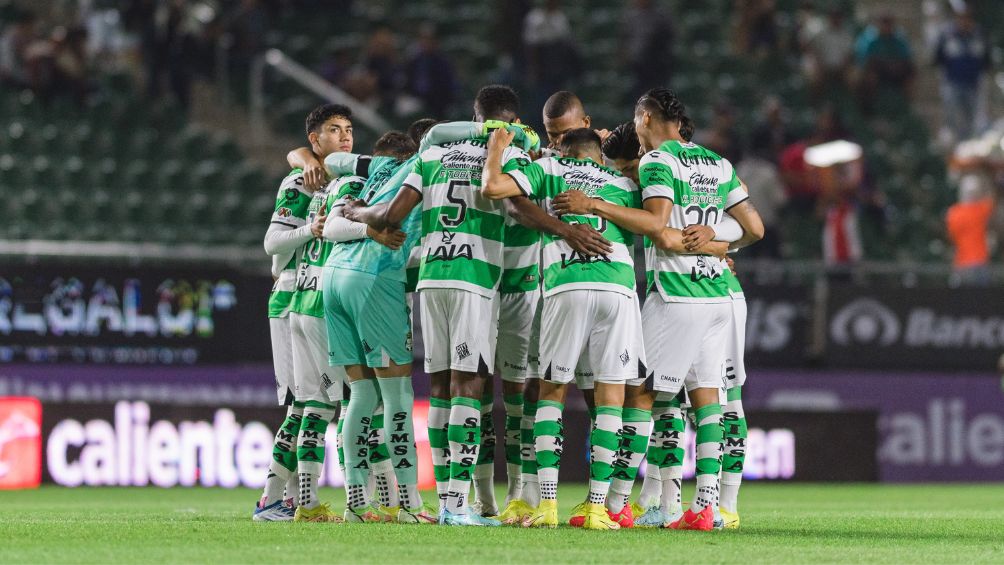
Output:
[255, 84, 764, 531]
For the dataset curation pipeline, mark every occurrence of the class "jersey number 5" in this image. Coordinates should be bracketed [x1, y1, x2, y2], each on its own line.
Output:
[440, 180, 469, 227]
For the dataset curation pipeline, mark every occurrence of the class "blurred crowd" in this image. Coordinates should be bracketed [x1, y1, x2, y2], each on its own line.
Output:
[0, 0, 1000, 277]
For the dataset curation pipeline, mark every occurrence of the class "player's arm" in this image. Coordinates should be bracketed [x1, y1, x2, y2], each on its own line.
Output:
[553, 190, 671, 239]
[264, 175, 315, 256]
[482, 128, 529, 200]
[285, 148, 325, 191]
[652, 228, 729, 257]
[325, 197, 406, 249]
[680, 179, 764, 251]
[505, 196, 613, 256]
[344, 183, 421, 231]
[421, 120, 540, 154]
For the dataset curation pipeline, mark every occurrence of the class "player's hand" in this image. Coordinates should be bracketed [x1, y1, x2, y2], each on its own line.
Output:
[302, 161, 326, 192]
[682, 224, 715, 252]
[341, 198, 365, 221]
[552, 190, 594, 215]
[310, 205, 327, 238]
[725, 256, 736, 275]
[371, 227, 407, 250]
[560, 222, 613, 256]
[488, 126, 516, 153]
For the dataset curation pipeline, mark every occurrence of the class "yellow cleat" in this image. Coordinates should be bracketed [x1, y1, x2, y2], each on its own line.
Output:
[567, 502, 588, 527]
[581, 503, 621, 530]
[376, 505, 399, 523]
[294, 503, 343, 523]
[522, 499, 558, 528]
[496, 499, 535, 525]
[630, 502, 646, 518]
[719, 508, 740, 530]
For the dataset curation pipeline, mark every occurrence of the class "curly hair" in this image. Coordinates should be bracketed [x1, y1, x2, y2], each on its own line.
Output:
[636, 88, 695, 142]
[601, 121, 641, 161]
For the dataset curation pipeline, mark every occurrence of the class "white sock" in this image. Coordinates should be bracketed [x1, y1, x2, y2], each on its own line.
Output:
[638, 469, 661, 509]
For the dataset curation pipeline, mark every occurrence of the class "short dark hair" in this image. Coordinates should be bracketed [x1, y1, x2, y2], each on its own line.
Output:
[305, 104, 352, 136]
[636, 88, 695, 141]
[373, 131, 418, 160]
[557, 128, 601, 157]
[602, 122, 641, 161]
[406, 118, 438, 144]
[474, 84, 520, 122]
[543, 91, 583, 120]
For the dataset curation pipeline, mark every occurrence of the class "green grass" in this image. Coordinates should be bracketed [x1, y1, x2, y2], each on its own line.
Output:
[2, 485, 1003, 564]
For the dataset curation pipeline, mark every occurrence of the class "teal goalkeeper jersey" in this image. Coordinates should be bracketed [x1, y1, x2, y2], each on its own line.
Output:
[523, 156, 641, 297]
[289, 175, 365, 317]
[325, 156, 422, 282]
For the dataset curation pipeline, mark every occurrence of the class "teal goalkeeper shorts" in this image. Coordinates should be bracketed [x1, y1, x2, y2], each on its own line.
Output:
[323, 267, 413, 368]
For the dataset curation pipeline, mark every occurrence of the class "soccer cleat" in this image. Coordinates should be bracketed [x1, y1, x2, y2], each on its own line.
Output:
[630, 502, 645, 518]
[343, 506, 382, 523]
[442, 508, 502, 527]
[719, 508, 740, 530]
[634, 506, 670, 527]
[713, 507, 724, 530]
[294, 503, 343, 523]
[567, 502, 588, 527]
[667, 506, 715, 531]
[522, 499, 558, 528]
[471, 499, 498, 518]
[376, 505, 399, 523]
[495, 499, 535, 525]
[397, 505, 438, 524]
[581, 503, 621, 530]
[253, 498, 294, 522]
[607, 502, 635, 528]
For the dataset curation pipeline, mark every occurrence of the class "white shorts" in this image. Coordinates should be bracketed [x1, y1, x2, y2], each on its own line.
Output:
[725, 295, 747, 390]
[290, 312, 344, 405]
[643, 297, 731, 395]
[539, 290, 645, 386]
[420, 288, 499, 374]
[269, 316, 294, 406]
[496, 291, 541, 383]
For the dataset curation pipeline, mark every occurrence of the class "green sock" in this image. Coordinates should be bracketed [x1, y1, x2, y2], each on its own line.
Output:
[503, 393, 523, 500]
[296, 402, 336, 509]
[608, 407, 652, 512]
[534, 400, 564, 500]
[588, 405, 622, 505]
[335, 400, 347, 472]
[445, 396, 481, 513]
[263, 404, 302, 504]
[654, 397, 685, 513]
[721, 386, 747, 513]
[428, 397, 451, 501]
[691, 402, 724, 513]
[474, 394, 497, 510]
[520, 398, 539, 506]
[376, 376, 422, 510]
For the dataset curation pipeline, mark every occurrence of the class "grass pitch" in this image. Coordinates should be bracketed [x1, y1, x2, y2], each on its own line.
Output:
[2, 484, 1003, 564]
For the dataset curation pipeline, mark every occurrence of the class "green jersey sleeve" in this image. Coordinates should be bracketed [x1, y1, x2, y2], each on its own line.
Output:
[501, 147, 534, 196]
[270, 169, 312, 227]
[638, 152, 677, 202]
[721, 162, 747, 210]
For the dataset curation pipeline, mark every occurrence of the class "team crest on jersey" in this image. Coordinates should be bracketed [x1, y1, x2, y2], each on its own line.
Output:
[640, 164, 674, 187]
[690, 256, 723, 281]
[284, 188, 300, 202]
[276, 207, 292, 218]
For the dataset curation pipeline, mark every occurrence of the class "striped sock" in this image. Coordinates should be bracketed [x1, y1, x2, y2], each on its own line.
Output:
[428, 397, 451, 506]
[520, 399, 540, 506]
[473, 395, 496, 511]
[656, 398, 685, 514]
[637, 401, 667, 509]
[263, 404, 302, 504]
[608, 407, 651, 513]
[588, 405, 622, 505]
[335, 400, 347, 473]
[691, 402, 724, 513]
[720, 386, 747, 513]
[503, 393, 523, 502]
[446, 397, 481, 513]
[296, 403, 336, 509]
[534, 400, 564, 501]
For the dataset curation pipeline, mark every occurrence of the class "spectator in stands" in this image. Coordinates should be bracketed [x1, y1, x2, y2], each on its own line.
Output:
[855, 14, 914, 114]
[750, 96, 794, 165]
[779, 105, 849, 213]
[139, 0, 200, 110]
[404, 24, 458, 119]
[946, 175, 995, 287]
[364, 26, 402, 113]
[734, 0, 780, 59]
[737, 147, 786, 258]
[523, 0, 579, 127]
[0, 11, 39, 91]
[799, 7, 854, 100]
[621, 0, 673, 101]
[934, 9, 991, 142]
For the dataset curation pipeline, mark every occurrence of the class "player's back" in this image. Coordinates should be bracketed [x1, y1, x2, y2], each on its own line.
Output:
[405, 138, 531, 297]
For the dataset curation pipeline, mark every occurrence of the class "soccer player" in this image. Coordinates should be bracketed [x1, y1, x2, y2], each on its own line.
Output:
[553, 89, 762, 530]
[482, 127, 641, 530]
[541, 90, 592, 149]
[257, 104, 353, 522]
[720, 256, 747, 530]
[344, 85, 608, 526]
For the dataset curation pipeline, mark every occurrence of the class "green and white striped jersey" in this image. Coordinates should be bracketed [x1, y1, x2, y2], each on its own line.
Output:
[500, 216, 540, 294]
[639, 140, 747, 303]
[524, 156, 640, 297]
[404, 137, 532, 298]
[723, 266, 744, 298]
[289, 175, 365, 317]
[267, 169, 313, 318]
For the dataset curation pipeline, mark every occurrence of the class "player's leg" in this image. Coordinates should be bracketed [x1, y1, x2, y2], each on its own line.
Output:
[367, 407, 400, 517]
[668, 302, 732, 531]
[419, 290, 452, 513]
[255, 316, 299, 521]
[524, 379, 567, 528]
[606, 384, 653, 522]
[472, 376, 497, 517]
[342, 365, 381, 522]
[501, 380, 524, 506]
[720, 295, 748, 529]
